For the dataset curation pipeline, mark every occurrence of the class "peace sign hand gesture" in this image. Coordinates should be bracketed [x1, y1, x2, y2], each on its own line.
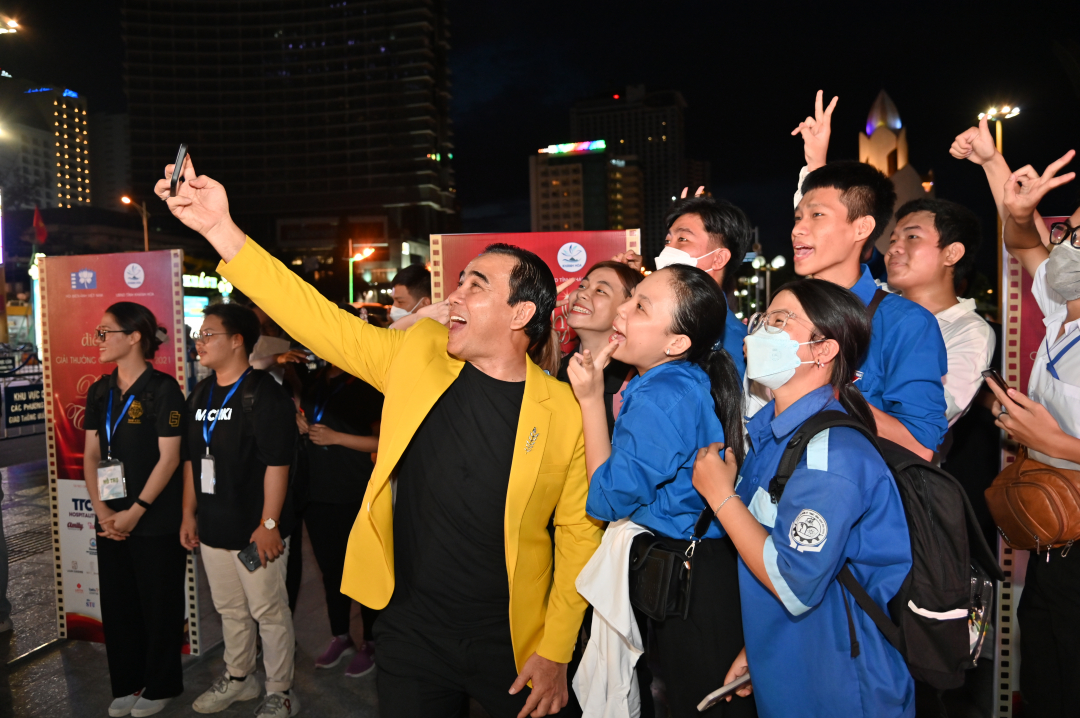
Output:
[791, 90, 838, 172]
[1003, 150, 1076, 223]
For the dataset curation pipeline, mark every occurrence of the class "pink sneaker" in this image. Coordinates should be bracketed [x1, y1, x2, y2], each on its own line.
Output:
[345, 642, 375, 678]
[315, 636, 355, 669]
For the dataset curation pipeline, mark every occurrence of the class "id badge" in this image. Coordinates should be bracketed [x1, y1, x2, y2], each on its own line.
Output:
[97, 459, 127, 501]
[201, 454, 217, 494]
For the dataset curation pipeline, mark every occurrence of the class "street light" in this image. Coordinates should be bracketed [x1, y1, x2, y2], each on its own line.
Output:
[977, 104, 1020, 318]
[760, 255, 787, 305]
[348, 248, 376, 303]
[121, 196, 150, 252]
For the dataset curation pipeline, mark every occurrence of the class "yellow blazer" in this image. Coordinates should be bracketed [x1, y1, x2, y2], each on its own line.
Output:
[219, 239, 604, 668]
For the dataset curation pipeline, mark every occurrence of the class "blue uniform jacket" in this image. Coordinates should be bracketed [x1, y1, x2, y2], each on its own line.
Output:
[851, 265, 948, 450]
[586, 360, 726, 540]
[717, 306, 747, 379]
[736, 385, 914, 718]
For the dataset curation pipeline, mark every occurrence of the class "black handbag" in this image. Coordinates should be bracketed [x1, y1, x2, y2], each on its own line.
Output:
[628, 509, 713, 622]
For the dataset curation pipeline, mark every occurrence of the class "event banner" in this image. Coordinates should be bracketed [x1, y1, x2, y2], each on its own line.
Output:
[430, 230, 640, 352]
[39, 251, 201, 650]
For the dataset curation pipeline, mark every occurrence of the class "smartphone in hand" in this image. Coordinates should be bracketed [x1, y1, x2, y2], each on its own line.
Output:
[981, 368, 1009, 394]
[170, 143, 189, 197]
[697, 672, 751, 711]
[238, 541, 261, 572]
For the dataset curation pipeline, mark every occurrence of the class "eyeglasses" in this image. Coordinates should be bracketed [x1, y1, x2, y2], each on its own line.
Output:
[193, 330, 233, 343]
[95, 328, 128, 342]
[747, 309, 817, 336]
[1049, 222, 1080, 250]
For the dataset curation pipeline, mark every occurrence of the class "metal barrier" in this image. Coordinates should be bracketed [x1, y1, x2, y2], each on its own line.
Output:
[0, 348, 45, 439]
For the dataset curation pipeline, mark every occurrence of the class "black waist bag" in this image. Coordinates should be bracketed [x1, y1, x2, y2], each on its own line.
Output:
[627, 510, 713, 622]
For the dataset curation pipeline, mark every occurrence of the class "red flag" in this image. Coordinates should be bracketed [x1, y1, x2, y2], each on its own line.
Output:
[32, 205, 47, 244]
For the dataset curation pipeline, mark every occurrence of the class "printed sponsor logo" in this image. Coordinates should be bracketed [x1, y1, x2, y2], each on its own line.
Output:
[66, 522, 83, 530]
[557, 242, 586, 272]
[71, 269, 96, 289]
[194, 408, 232, 422]
[124, 263, 145, 288]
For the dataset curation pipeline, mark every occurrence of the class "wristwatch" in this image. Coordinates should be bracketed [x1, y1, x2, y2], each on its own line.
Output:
[262, 517, 277, 530]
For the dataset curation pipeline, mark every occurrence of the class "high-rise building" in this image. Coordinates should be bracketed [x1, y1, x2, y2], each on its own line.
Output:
[0, 79, 91, 209]
[529, 140, 642, 233]
[121, 0, 455, 301]
[90, 113, 132, 211]
[571, 85, 686, 257]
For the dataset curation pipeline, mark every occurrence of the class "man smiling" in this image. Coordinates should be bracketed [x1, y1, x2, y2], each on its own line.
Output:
[156, 157, 601, 718]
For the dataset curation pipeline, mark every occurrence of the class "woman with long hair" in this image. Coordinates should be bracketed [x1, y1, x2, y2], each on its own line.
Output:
[83, 302, 188, 717]
[692, 279, 914, 717]
[568, 264, 751, 717]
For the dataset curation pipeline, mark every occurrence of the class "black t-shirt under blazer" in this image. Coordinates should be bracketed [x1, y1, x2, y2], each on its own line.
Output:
[84, 366, 186, 536]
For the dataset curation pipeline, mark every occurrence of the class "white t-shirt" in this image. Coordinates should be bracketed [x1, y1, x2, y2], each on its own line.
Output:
[935, 298, 996, 425]
[1028, 259, 1080, 470]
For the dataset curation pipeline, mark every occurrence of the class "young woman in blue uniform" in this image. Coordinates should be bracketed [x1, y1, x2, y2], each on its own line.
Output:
[568, 264, 751, 717]
[692, 278, 914, 718]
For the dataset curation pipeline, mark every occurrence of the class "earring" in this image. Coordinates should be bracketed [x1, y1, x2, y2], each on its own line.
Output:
[665, 349, 670, 356]
[815, 359, 823, 369]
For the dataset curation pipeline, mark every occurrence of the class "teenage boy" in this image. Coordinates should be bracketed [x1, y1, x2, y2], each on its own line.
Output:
[884, 198, 994, 426]
[181, 303, 300, 718]
[614, 195, 753, 376]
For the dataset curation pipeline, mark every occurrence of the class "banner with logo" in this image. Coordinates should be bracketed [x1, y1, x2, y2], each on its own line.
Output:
[40, 251, 202, 651]
[430, 230, 640, 353]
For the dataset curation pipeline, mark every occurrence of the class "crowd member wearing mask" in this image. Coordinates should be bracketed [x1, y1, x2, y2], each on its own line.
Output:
[83, 303, 187, 718]
[612, 196, 753, 378]
[692, 279, 914, 718]
[992, 151, 1080, 717]
[568, 265, 752, 717]
[389, 264, 432, 323]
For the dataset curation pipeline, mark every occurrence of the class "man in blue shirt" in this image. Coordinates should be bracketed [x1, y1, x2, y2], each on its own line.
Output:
[613, 196, 752, 377]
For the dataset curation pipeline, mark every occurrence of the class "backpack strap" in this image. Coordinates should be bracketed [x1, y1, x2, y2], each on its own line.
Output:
[866, 288, 888, 320]
[838, 564, 903, 653]
[768, 410, 879, 504]
[241, 370, 264, 413]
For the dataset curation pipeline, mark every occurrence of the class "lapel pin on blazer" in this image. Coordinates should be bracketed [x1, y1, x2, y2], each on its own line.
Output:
[525, 427, 538, 454]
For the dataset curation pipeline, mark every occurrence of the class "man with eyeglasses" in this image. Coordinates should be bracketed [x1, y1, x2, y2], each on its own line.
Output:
[181, 303, 301, 718]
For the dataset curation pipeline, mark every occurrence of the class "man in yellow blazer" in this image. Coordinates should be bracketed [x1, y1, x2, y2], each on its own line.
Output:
[156, 158, 603, 718]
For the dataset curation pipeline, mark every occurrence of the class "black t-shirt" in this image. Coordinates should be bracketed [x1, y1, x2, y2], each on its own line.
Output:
[388, 362, 525, 633]
[299, 369, 384, 504]
[186, 370, 298, 550]
[84, 366, 186, 536]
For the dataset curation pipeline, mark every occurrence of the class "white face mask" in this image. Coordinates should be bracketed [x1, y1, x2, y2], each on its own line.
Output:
[654, 246, 720, 272]
[389, 298, 421, 323]
[1046, 244, 1080, 302]
[744, 327, 823, 390]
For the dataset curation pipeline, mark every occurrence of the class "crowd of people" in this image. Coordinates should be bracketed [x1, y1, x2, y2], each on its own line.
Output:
[79, 91, 1080, 718]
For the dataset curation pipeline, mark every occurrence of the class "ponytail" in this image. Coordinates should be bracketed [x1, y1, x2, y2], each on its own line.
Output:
[698, 348, 746, 467]
[529, 327, 562, 376]
[838, 383, 876, 435]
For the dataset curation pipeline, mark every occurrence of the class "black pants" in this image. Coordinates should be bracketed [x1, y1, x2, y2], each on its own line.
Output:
[305, 500, 378, 639]
[650, 537, 756, 718]
[1018, 547, 1080, 717]
[374, 609, 568, 718]
[97, 533, 187, 700]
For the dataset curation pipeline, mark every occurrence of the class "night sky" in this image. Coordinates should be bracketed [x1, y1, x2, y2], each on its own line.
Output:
[6, 0, 1080, 280]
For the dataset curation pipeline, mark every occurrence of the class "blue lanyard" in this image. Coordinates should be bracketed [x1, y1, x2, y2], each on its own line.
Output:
[313, 378, 347, 424]
[1046, 332, 1080, 381]
[105, 389, 136, 459]
[202, 368, 252, 453]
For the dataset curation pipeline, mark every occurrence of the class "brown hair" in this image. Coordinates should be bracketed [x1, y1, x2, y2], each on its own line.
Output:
[582, 260, 643, 298]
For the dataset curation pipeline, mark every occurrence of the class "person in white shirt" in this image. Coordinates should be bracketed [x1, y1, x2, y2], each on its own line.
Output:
[883, 198, 995, 427]
[989, 148, 1080, 717]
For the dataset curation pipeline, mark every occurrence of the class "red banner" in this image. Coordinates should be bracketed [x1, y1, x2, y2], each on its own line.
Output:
[430, 230, 639, 352]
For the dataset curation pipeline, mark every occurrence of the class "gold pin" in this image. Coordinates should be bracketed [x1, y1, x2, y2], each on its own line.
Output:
[525, 427, 538, 453]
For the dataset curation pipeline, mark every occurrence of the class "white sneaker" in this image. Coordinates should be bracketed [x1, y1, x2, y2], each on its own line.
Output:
[108, 691, 142, 717]
[130, 696, 171, 717]
[192, 673, 261, 713]
[254, 691, 300, 717]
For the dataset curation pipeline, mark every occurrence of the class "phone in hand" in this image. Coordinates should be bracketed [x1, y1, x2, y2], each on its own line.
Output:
[238, 541, 261, 572]
[697, 672, 751, 712]
[170, 143, 189, 197]
[981, 368, 1009, 395]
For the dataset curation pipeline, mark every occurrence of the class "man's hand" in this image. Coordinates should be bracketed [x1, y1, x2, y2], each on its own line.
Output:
[154, 155, 246, 260]
[566, 340, 620, 404]
[949, 119, 998, 166]
[1003, 151, 1076, 223]
[509, 652, 568, 718]
[988, 381, 1074, 460]
[180, 513, 200, 550]
[791, 90, 837, 172]
[390, 299, 451, 330]
[611, 249, 643, 271]
[722, 647, 753, 701]
[307, 424, 340, 447]
[296, 412, 311, 435]
[275, 349, 308, 366]
[250, 524, 284, 568]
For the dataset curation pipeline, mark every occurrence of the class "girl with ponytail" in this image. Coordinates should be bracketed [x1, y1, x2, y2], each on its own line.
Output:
[692, 279, 914, 718]
[567, 264, 753, 717]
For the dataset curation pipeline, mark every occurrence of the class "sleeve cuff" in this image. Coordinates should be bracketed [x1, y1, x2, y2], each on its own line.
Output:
[764, 536, 811, 616]
[215, 235, 262, 279]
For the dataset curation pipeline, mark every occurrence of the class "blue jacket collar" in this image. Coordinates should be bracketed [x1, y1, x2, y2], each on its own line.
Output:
[850, 264, 877, 306]
[747, 384, 838, 446]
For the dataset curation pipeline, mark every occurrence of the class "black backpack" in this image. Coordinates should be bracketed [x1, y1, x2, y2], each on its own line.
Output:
[769, 410, 1004, 690]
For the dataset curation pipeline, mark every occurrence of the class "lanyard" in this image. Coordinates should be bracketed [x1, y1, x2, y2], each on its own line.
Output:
[202, 368, 252, 454]
[105, 389, 136, 460]
[313, 378, 348, 423]
[1046, 332, 1080, 381]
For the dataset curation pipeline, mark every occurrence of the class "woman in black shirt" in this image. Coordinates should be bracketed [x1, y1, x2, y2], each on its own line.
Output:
[83, 302, 187, 718]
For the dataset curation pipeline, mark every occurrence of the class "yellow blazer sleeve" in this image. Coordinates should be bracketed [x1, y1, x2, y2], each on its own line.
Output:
[537, 430, 604, 663]
[217, 238, 404, 393]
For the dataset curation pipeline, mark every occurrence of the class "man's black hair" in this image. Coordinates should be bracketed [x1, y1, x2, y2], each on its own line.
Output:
[392, 264, 432, 300]
[665, 196, 752, 294]
[895, 198, 981, 287]
[480, 243, 556, 347]
[800, 161, 897, 245]
[204, 303, 261, 355]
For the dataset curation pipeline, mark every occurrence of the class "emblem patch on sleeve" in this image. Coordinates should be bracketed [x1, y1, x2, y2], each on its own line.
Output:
[789, 509, 828, 552]
[169, 411, 181, 428]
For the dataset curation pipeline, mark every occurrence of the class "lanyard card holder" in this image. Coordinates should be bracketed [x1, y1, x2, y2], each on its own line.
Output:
[97, 459, 127, 500]
[201, 453, 217, 494]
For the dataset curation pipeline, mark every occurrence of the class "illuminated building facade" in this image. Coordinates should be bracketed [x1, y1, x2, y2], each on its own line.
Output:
[529, 140, 642, 233]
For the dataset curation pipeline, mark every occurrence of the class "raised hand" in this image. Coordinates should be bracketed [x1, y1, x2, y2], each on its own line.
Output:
[679, 186, 705, 199]
[949, 118, 997, 166]
[153, 154, 246, 261]
[1003, 150, 1076, 223]
[611, 249, 643, 271]
[553, 278, 577, 309]
[566, 340, 620, 403]
[791, 90, 838, 171]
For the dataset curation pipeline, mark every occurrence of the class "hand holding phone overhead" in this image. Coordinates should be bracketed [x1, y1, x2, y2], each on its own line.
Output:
[154, 148, 247, 260]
